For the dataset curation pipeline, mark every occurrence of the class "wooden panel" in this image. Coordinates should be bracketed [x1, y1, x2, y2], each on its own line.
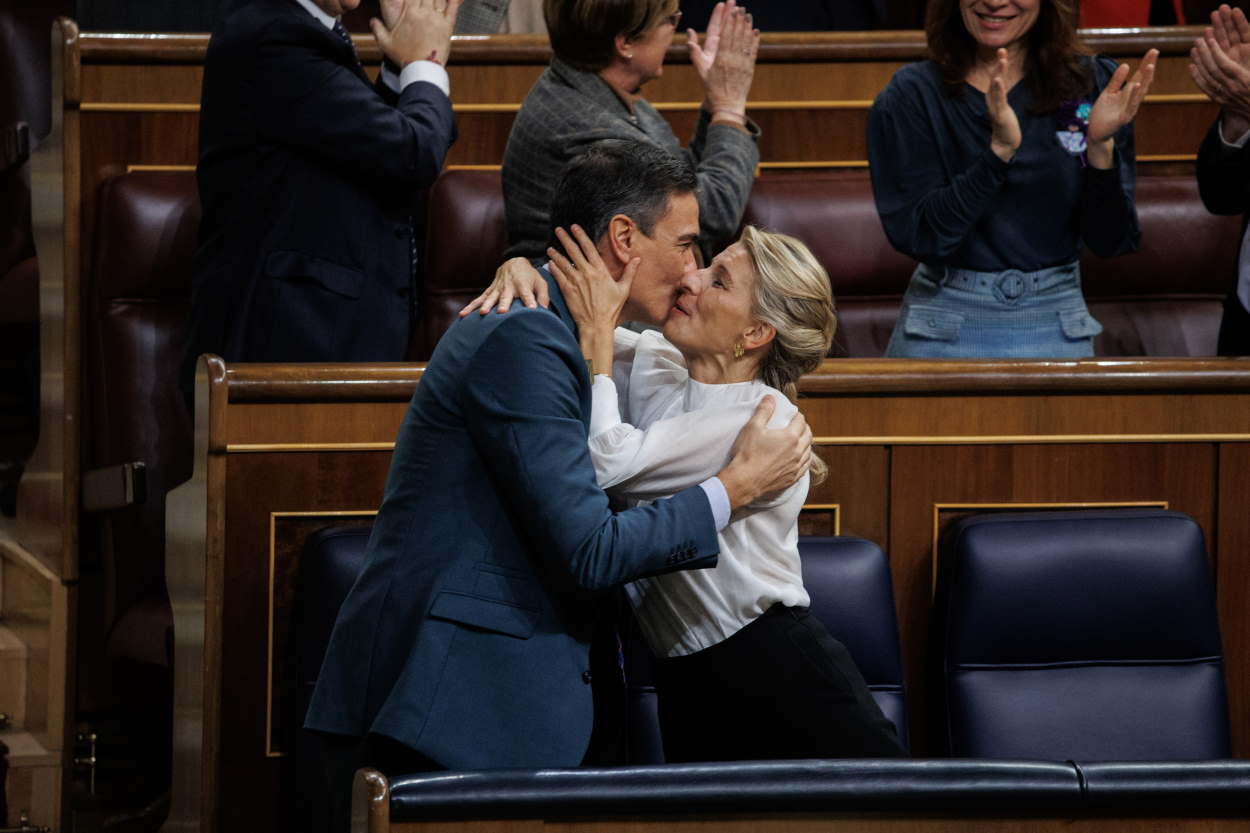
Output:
[218, 451, 392, 833]
[802, 390, 1250, 441]
[887, 443, 1217, 754]
[812, 445, 889, 546]
[167, 358, 1250, 833]
[222, 401, 412, 448]
[72, 29, 1223, 171]
[1217, 443, 1250, 757]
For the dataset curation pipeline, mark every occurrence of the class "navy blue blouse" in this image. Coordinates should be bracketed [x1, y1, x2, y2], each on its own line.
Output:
[867, 57, 1140, 272]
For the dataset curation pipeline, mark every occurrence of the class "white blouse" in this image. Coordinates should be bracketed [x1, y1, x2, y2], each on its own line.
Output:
[588, 328, 810, 658]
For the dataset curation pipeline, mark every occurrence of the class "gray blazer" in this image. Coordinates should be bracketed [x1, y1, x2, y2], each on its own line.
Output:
[502, 57, 760, 261]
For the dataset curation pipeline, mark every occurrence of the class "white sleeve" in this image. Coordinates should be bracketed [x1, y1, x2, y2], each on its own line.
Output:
[589, 398, 762, 500]
[626, 331, 690, 427]
[610, 327, 642, 414]
[381, 60, 451, 97]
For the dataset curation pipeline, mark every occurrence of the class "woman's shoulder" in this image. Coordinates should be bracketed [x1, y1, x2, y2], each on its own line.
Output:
[750, 383, 799, 429]
[875, 61, 946, 110]
[1084, 53, 1122, 87]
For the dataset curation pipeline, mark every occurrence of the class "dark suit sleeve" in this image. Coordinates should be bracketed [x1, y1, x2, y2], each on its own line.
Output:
[248, 18, 455, 191]
[1198, 117, 1250, 216]
[462, 312, 720, 592]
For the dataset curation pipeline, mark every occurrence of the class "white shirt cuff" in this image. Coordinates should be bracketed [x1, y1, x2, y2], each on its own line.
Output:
[399, 60, 450, 97]
[1219, 117, 1250, 148]
[589, 374, 620, 439]
[699, 477, 731, 531]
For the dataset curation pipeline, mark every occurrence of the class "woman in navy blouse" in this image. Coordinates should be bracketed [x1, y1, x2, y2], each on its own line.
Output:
[867, 0, 1158, 358]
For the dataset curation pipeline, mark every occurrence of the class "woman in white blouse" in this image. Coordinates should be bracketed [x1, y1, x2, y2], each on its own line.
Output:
[548, 224, 905, 761]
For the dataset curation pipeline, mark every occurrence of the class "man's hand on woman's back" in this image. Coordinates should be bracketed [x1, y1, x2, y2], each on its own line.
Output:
[718, 396, 812, 511]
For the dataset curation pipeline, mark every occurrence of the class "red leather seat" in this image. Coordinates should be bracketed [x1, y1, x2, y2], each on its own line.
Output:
[415, 168, 1240, 360]
[84, 169, 198, 677]
[417, 169, 510, 359]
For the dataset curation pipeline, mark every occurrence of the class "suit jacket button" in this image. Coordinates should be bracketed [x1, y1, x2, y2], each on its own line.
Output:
[582, 670, 593, 684]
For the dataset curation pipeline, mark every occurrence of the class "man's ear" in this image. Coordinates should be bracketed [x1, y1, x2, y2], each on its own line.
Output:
[606, 214, 637, 271]
[743, 321, 776, 352]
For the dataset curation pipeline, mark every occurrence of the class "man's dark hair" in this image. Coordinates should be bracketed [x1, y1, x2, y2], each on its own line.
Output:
[548, 140, 697, 250]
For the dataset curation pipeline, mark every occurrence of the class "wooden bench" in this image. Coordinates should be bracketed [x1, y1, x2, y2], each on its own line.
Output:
[165, 355, 1250, 833]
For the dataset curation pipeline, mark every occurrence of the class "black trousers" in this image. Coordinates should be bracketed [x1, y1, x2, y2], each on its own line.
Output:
[656, 604, 907, 762]
[1218, 294, 1250, 357]
[318, 731, 442, 833]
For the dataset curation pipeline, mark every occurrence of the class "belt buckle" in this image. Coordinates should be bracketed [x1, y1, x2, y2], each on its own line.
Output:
[993, 269, 1027, 305]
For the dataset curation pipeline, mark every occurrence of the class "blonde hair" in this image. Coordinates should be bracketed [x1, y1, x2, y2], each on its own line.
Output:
[740, 225, 836, 485]
[544, 0, 675, 71]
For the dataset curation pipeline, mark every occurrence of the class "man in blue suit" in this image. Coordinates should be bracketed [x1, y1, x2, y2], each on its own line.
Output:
[306, 141, 811, 821]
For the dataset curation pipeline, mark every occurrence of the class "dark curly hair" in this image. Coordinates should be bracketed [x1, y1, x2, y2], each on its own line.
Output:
[925, 0, 1091, 113]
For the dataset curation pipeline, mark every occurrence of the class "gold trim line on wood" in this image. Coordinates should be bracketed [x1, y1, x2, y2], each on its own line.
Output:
[1137, 153, 1198, 162]
[267, 510, 378, 758]
[126, 164, 196, 173]
[81, 102, 199, 112]
[799, 503, 842, 536]
[812, 432, 1250, 445]
[758, 161, 870, 169]
[929, 500, 1169, 590]
[227, 442, 397, 453]
[1144, 93, 1211, 103]
[453, 96, 1201, 114]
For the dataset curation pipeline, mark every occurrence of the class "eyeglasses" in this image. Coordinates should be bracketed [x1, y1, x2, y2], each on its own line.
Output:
[665, 10, 683, 28]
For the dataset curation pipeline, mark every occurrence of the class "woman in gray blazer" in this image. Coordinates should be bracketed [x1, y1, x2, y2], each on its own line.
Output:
[503, 0, 761, 263]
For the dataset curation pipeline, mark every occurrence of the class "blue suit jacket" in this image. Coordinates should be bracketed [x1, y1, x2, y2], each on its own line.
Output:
[185, 0, 455, 373]
[305, 272, 720, 768]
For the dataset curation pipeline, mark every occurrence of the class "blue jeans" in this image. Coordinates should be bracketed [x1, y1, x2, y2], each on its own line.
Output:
[885, 262, 1102, 359]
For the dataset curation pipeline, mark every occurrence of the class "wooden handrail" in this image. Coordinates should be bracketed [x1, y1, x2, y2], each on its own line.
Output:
[75, 26, 1208, 64]
[214, 358, 1250, 403]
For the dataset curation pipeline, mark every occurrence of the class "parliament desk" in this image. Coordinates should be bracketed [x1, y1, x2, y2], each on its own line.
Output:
[165, 355, 1250, 833]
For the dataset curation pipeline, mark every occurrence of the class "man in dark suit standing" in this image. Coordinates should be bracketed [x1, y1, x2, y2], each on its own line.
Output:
[184, 0, 459, 379]
[1193, 4, 1250, 355]
[306, 142, 812, 827]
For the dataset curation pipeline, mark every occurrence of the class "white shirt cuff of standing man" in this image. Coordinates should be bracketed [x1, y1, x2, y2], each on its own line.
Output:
[589, 374, 732, 532]
[1220, 118, 1250, 148]
[292, 0, 451, 97]
[382, 60, 451, 98]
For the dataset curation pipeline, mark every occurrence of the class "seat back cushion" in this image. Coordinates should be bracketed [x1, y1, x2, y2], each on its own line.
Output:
[799, 536, 908, 748]
[938, 509, 1230, 760]
[420, 169, 509, 358]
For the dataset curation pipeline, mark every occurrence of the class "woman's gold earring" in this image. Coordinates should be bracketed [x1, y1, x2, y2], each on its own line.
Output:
[733, 342, 744, 359]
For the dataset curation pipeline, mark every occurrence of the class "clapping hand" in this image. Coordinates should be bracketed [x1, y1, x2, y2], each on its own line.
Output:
[1086, 48, 1158, 168]
[688, 1, 759, 125]
[1191, 4, 1250, 137]
[371, 0, 462, 67]
[986, 49, 1021, 162]
[546, 226, 639, 373]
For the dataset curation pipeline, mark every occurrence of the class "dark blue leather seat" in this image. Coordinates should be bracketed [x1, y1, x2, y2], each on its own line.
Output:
[934, 508, 1230, 760]
[799, 536, 909, 749]
[293, 525, 374, 833]
[622, 535, 909, 761]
